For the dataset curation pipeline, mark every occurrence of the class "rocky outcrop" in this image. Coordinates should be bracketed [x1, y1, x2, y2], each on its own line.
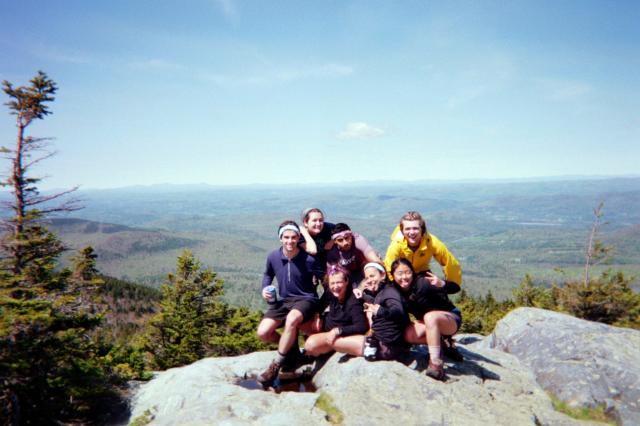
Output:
[128, 337, 590, 425]
[486, 307, 640, 425]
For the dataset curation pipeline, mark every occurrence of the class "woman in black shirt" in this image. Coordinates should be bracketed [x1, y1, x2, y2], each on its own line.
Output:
[303, 265, 368, 356]
[390, 258, 461, 380]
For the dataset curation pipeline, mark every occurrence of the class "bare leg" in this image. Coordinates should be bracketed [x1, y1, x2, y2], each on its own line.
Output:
[303, 332, 334, 356]
[404, 320, 426, 345]
[298, 313, 322, 336]
[257, 317, 282, 344]
[279, 309, 304, 355]
[304, 333, 366, 357]
[424, 311, 458, 347]
[333, 335, 366, 357]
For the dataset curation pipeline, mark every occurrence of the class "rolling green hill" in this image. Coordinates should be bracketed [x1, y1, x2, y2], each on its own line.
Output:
[44, 177, 640, 310]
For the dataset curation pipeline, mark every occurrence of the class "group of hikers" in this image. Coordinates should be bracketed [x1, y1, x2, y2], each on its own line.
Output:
[256, 208, 463, 387]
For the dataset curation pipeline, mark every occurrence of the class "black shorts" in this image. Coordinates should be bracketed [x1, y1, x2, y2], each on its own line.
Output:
[377, 340, 410, 361]
[263, 297, 319, 323]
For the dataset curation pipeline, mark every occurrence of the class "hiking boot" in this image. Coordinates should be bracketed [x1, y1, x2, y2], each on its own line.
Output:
[442, 336, 463, 362]
[281, 348, 315, 373]
[257, 360, 281, 386]
[425, 361, 445, 381]
[296, 349, 316, 367]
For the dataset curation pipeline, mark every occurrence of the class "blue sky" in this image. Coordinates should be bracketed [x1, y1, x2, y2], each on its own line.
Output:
[1, 0, 638, 189]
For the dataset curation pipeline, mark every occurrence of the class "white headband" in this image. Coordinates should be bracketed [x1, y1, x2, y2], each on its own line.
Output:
[363, 262, 386, 274]
[278, 224, 300, 239]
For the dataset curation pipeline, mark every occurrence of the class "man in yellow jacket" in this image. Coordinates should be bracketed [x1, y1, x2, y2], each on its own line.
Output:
[384, 211, 462, 286]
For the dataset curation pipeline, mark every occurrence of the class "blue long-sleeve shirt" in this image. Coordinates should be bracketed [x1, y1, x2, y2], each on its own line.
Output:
[261, 248, 324, 300]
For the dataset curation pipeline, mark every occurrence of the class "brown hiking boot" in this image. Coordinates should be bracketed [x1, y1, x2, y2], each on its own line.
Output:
[425, 361, 445, 381]
[257, 360, 281, 385]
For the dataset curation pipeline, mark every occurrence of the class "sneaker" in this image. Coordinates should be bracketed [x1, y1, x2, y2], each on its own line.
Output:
[442, 336, 463, 362]
[363, 336, 378, 361]
[257, 360, 281, 386]
[425, 361, 445, 381]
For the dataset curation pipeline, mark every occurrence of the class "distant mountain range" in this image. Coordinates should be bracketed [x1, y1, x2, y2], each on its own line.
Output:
[35, 177, 639, 309]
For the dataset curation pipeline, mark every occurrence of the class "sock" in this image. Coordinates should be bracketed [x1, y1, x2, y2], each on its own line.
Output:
[428, 345, 442, 365]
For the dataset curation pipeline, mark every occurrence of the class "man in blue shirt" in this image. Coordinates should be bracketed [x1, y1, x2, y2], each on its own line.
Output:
[256, 220, 324, 385]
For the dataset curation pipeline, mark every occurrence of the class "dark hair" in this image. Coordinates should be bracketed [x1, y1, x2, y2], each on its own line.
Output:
[331, 222, 351, 236]
[399, 211, 427, 235]
[302, 207, 324, 223]
[390, 258, 414, 280]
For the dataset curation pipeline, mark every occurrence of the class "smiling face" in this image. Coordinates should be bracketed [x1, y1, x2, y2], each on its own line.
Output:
[392, 262, 413, 292]
[401, 219, 423, 248]
[304, 212, 325, 236]
[280, 230, 300, 254]
[363, 266, 385, 293]
[328, 272, 349, 300]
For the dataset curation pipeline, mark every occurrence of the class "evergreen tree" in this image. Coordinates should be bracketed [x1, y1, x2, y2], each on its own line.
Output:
[0, 71, 79, 282]
[0, 73, 121, 425]
[146, 250, 268, 370]
[146, 250, 225, 369]
[513, 274, 555, 309]
[71, 246, 100, 282]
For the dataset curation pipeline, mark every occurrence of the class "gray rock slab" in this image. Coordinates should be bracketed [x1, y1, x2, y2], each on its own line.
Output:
[485, 307, 640, 425]
[128, 340, 591, 425]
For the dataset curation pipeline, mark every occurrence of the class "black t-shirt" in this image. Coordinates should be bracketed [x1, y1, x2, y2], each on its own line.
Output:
[402, 275, 458, 318]
[299, 222, 335, 264]
[371, 283, 410, 346]
[320, 288, 368, 337]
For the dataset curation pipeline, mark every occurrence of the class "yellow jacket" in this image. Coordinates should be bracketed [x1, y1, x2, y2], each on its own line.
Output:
[384, 225, 462, 285]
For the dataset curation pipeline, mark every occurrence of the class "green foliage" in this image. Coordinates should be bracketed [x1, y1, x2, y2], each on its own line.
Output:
[130, 409, 155, 426]
[512, 274, 556, 309]
[0, 276, 122, 424]
[209, 306, 269, 356]
[0, 73, 124, 424]
[455, 289, 515, 335]
[71, 246, 100, 281]
[145, 250, 268, 370]
[2, 70, 57, 122]
[315, 392, 345, 425]
[557, 270, 640, 327]
[548, 392, 616, 424]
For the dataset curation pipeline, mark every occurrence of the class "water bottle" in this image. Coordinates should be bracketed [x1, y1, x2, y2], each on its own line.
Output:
[265, 285, 278, 305]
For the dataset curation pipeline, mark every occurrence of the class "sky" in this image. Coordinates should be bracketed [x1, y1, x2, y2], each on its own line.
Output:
[1, 0, 639, 190]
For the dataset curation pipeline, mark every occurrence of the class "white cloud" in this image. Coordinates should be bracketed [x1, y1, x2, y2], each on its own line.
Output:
[338, 122, 385, 140]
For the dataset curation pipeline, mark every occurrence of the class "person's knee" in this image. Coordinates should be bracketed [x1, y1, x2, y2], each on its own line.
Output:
[303, 337, 319, 355]
[424, 312, 439, 329]
[284, 310, 304, 329]
[257, 321, 275, 341]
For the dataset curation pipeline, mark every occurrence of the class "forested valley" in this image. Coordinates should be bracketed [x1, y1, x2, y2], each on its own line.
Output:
[2, 73, 639, 424]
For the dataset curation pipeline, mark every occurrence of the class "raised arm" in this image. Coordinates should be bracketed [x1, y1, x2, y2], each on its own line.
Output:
[300, 226, 318, 255]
